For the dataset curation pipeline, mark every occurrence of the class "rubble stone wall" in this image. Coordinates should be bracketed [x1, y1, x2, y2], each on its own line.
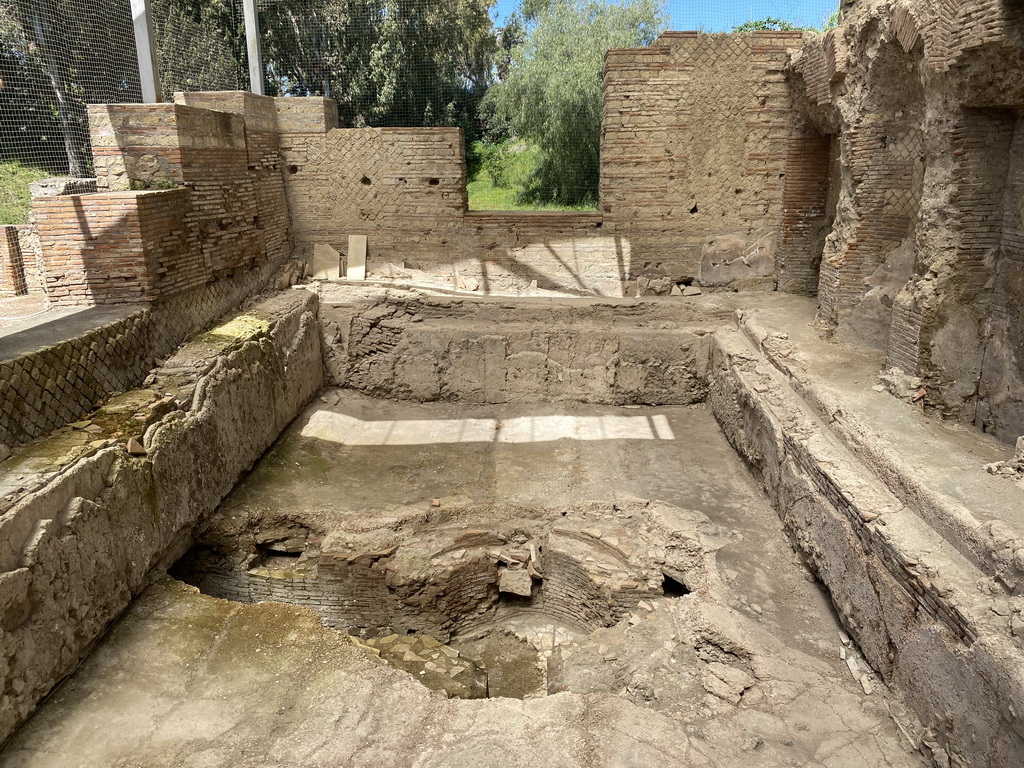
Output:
[317, 288, 727, 405]
[0, 290, 324, 743]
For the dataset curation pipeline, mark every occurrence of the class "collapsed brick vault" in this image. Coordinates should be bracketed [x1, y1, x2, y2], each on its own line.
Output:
[1, 0, 1024, 765]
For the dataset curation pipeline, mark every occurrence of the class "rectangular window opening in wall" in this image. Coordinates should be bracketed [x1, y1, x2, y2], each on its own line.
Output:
[465, 139, 600, 213]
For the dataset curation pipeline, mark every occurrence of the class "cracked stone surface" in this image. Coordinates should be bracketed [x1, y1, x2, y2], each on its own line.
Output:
[0, 391, 925, 767]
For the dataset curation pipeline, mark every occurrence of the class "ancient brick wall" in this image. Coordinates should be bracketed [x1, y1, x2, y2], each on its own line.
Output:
[793, 0, 1024, 440]
[279, 33, 811, 296]
[28, 93, 300, 307]
[776, 134, 834, 294]
[602, 31, 808, 288]
[280, 126, 626, 295]
[0, 226, 26, 297]
[977, 113, 1024, 439]
[31, 190, 192, 305]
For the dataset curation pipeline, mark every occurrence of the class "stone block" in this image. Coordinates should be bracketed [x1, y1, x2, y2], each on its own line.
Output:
[347, 235, 367, 281]
[498, 568, 533, 597]
[312, 243, 341, 280]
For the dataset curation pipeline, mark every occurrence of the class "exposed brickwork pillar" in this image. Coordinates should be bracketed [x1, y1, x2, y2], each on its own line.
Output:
[0, 225, 27, 296]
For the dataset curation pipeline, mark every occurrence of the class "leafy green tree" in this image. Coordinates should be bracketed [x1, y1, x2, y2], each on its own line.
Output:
[367, 0, 496, 137]
[732, 17, 801, 32]
[1, 0, 141, 176]
[484, 0, 665, 207]
[256, 0, 497, 141]
[151, 0, 244, 97]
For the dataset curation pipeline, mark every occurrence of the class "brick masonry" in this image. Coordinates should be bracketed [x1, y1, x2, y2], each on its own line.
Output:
[602, 31, 810, 287]
[0, 226, 26, 297]
[29, 93, 304, 307]
[0, 92, 330, 447]
[793, 1, 1024, 440]
[280, 32, 814, 296]
[0, 258, 290, 448]
[280, 125, 628, 296]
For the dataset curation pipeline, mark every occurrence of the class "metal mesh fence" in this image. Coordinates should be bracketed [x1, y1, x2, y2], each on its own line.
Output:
[0, 0, 141, 178]
[152, 0, 247, 99]
[0, 0, 838, 221]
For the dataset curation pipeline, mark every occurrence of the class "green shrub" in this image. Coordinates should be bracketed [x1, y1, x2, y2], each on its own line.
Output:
[0, 161, 49, 225]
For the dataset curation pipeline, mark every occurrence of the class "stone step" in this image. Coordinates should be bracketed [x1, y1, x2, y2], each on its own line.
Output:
[736, 311, 1024, 595]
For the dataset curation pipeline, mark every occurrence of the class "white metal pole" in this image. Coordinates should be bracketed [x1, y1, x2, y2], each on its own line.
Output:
[243, 0, 265, 96]
[130, 0, 161, 102]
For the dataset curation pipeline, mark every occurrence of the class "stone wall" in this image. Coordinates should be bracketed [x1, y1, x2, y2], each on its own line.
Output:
[317, 285, 728, 405]
[0, 226, 26, 297]
[0, 259, 293, 449]
[279, 32, 814, 296]
[709, 326, 1024, 768]
[792, 0, 1024, 443]
[0, 290, 324, 743]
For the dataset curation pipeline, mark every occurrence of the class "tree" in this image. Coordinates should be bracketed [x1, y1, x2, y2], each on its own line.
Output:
[732, 18, 800, 32]
[483, 0, 665, 206]
[151, 0, 244, 97]
[1, 0, 141, 176]
[0, 8, 65, 173]
[257, 0, 497, 141]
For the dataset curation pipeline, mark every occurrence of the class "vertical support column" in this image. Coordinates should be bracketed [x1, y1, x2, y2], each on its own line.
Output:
[243, 0, 265, 96]
[130, 0, 161, 103]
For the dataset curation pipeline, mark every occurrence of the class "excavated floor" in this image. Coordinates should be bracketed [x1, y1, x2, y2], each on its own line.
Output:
[1, 390, 925, 767]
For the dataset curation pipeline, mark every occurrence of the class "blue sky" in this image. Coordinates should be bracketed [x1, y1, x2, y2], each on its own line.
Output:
[491, 0, 839, 33]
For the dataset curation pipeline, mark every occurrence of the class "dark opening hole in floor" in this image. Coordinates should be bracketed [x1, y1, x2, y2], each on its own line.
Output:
[662, 573, 690, 597]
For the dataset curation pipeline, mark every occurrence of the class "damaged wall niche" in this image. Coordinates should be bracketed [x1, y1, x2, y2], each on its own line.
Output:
[793, 0, 1024, 442]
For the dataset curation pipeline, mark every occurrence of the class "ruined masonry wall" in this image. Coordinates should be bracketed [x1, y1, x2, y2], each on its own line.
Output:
[280, 127, 622, 296]
[318, 290, 722, 405]
[0, 290, 324, 743]
[29, 92, 300, 307]
[709, 329, 1024, 768]
[281, 32, 813, 296]
[602, 31, 825, 291]
[0, 259, 291, 448]
[793, 0, 1024, 442]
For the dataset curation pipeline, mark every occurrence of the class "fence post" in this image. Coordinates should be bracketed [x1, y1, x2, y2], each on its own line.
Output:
[130, 0, 161, 102]
[243, 0, 265, 96]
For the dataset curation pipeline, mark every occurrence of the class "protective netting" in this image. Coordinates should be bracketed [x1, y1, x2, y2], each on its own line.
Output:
[152, 0, 247, 98]
[0, 0, 837, 221]
[0, 0, 141, 178]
